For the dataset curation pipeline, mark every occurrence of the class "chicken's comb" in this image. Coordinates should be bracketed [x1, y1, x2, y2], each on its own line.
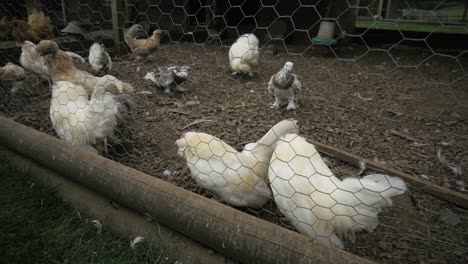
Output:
[177, 130, 188, 140]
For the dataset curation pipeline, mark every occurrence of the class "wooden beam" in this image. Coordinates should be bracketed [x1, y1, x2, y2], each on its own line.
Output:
[310, 139, 468, 209]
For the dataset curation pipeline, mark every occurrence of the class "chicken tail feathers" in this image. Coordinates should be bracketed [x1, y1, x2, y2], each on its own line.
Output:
[340, 174, 407, 209]
[257, 119, 299, 148]
[64, 51, 85, 63]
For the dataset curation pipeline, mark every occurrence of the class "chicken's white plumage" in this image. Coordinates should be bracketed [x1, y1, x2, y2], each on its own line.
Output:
[176, 119, 299, 208]
[229, 33, 260, 77]
[269, 133, 407, 249]
[50, 80, 118, 153]
[89, 43, 112, 73]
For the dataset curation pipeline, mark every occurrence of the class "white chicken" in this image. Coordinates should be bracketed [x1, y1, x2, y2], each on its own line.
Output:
[88, 42, 112, 74]
[269, 133, 407, 249]
[0, 62, 26, 93]
[268, 61, 302, 110]
[50, 80, 119, 154]
[228, 33, 260, 78]
[176, 119, 299, 208]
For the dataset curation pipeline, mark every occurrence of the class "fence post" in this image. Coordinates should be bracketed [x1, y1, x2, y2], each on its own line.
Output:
[111, 0, 125, 56]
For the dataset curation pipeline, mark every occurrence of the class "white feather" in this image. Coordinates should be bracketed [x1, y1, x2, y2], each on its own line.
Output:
[269, 134, 407, 249]
[229, 34, 260, 74]
[130, 236, 145, 249]
[91, 219, 102, 235]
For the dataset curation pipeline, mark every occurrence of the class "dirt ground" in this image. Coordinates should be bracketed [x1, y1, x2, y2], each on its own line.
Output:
[1, 41, 467, 263]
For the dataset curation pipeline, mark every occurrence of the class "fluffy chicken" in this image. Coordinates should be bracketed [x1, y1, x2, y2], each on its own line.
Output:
[11, 9, 54, 43]
[268, 133, 407, 249]
[35, 40, 132, 96]
[268, 61, 302, 111]
[89, 42, 112, 74]
[19, 41, 49, 81]
[228, 33, 260, 78]
[175, 119, 299, 208]
[0, 62, 26, 93]
[20, 40, 85, 82]
[125, 28, 165, 59]
[50, 80, 118, 154]
[124, 24, 145, 45]
[144, 65, 191, 94]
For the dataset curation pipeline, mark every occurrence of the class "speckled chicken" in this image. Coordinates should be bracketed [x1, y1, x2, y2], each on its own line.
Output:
[175, 119, 299, 208]
[268, 133, 407, 249]
[144, 65, 191, 94]
[267, 62, 301, 110]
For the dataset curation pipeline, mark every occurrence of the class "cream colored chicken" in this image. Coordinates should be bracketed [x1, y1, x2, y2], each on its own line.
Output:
[269, 134, 407, 249]
[176, 119, 299, 208]
[50, 80, 118, 154]
[228, 33, 260, 78]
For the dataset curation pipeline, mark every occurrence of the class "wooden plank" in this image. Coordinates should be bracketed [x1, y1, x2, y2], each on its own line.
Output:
[310, 139, 468, 209]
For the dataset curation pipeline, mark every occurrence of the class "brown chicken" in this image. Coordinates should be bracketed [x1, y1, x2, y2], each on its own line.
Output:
[11, 9, 54, 43]
[35, 40, 133, 96]
[126, 29, 165, 59]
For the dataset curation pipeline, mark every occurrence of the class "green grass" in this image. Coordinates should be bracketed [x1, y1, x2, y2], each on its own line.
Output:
[0, 161, 165, 264]
[356, 20, 468, 34]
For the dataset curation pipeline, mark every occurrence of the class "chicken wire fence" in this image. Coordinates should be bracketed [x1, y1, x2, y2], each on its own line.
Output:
[1, 0, 467, 263]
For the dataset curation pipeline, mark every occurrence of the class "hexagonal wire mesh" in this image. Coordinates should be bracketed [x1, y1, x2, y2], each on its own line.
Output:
[0, 0, 467, 262]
